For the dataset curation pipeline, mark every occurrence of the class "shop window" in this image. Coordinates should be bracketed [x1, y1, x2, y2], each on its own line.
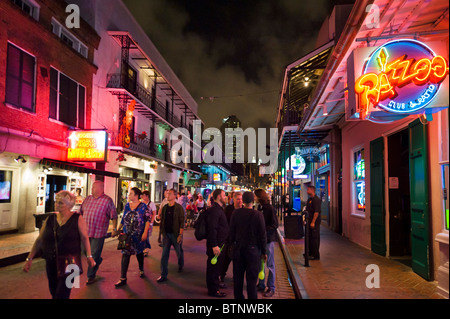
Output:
[49, 67, 86, 128]
[353, 148, 365, 213]
[5, 43, 36, 113]
[0, 170, 13, 204]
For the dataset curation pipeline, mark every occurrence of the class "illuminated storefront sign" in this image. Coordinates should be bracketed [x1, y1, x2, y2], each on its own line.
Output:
[285, 153, 306, 179]
[352, 39, 449, 121]
[213, 173, 221, 182]
[354, 148, 365, 211]
[67, 130, 108, 162]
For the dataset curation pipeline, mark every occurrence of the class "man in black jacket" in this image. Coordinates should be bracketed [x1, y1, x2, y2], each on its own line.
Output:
[205, 189, 229, 297]
[229, 191, 267, 299]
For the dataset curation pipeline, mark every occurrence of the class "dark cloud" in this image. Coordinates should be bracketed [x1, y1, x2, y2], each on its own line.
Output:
[122, 0, 335, 131]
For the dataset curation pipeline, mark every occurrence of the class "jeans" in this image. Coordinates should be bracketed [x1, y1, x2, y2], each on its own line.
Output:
[160, 233, 184, 278]
[258, 242, 276, 292]
[87, 237, 105, 279]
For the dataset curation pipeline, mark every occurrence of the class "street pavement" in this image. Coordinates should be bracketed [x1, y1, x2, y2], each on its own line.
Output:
[280, 224, 446, 299]
[0, 226, 295, 299]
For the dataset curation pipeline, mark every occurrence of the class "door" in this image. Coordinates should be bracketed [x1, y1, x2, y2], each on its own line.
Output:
[388, 129, 411, 261]
[408, 119, 431, 280]
[370, 137, 386, 256]
[45, 175, 67, 213]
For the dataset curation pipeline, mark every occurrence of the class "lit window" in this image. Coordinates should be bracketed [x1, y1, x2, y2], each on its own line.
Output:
[354, 148, 365, 212]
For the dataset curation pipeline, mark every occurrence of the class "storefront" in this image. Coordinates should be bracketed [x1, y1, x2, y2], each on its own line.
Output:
[295, 0, 449, 294]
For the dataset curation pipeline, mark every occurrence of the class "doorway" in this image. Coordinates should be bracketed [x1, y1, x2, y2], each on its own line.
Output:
[388, 128, 412, 266]
[45, 175, 68, 213]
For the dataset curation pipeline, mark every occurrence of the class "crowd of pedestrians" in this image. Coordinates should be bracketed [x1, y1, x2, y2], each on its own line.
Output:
[22, 181, 299, 299]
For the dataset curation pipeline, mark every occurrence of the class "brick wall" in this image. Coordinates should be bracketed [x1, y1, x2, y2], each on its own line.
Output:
[0, 0, 99, 157]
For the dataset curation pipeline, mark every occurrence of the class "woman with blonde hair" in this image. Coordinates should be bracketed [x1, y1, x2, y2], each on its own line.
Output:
[23, 190, 95, 299]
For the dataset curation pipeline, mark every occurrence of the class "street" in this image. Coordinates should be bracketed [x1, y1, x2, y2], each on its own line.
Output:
[0, 226, 295, 299]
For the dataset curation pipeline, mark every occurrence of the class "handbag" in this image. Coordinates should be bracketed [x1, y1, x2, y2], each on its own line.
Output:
[53, 215, 83, 278]
[117, 232, 131, 250]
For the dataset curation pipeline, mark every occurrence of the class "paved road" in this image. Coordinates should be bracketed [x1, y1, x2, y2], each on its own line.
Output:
[0, 226, 295, 299]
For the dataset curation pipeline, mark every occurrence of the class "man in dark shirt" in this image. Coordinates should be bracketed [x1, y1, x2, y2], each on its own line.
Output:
[229, 192, 267, 299]
[205, 189, 229, 297]
[221, 192, 243, 284]
[305, 185, 321, 260]
[158, 189, 185, 283]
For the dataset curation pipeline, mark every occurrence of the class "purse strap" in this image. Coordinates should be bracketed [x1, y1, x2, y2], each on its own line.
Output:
[52, 214, 59, 259]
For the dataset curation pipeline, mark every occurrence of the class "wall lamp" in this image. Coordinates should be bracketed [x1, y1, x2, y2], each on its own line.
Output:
[14, 155, 27, 163]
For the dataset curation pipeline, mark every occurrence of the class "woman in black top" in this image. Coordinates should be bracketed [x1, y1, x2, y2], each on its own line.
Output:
[23, 191, 95, 299]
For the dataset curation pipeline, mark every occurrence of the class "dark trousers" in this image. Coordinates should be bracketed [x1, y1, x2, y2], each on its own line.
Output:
[120, 252, 144, 279]
[45, 259, 71, 299]
[308, 225, 320, 258]
[206, 246, 226, 294]
[220, 243, 232, 281]
[232, 245, 261, 299]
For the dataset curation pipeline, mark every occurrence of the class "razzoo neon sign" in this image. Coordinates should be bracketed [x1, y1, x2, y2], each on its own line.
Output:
[354, 39, 449, 119]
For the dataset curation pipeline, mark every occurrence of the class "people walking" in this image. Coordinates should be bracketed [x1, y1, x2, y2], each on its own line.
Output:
[205, 189, 229, 297]
[156, 190, 169, 245]
[79, 181, 118, 285]
[157, 189, 185, 283]
[254, 188, 279, 297]
[23, 191, 95, 299]
[220, 191, 243, 285]
[115, 187, 151, 287]
[141, 190, 156, 257]
[229, 191, 267, 300]
[305, 185, 321, 260]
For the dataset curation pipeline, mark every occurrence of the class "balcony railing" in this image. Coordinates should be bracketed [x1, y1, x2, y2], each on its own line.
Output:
[109, 130, 168, 162]
[106, 73, 191, 132]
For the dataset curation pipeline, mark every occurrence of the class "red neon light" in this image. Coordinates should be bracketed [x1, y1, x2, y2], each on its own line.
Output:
[355, 54, 449, 114]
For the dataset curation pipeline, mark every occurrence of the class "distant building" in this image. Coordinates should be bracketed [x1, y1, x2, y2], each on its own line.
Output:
[220, 115, 242, 162]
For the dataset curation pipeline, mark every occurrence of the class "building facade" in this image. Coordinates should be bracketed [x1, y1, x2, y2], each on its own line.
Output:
[71, 0, 203, 208]
[298, 0, 449, 296]
[0, 0, 101, 233]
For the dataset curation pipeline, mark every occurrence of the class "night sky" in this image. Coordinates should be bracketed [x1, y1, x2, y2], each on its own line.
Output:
[122, 0, 348, 131]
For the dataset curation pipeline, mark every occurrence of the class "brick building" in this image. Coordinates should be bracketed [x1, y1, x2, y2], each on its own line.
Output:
[0, 0, 100, 233]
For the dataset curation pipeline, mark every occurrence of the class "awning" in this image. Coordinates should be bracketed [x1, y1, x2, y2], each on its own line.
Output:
[40, 158, 120, 178]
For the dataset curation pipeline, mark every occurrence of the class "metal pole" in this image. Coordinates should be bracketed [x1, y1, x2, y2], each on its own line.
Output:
[303, 209, 310, 267]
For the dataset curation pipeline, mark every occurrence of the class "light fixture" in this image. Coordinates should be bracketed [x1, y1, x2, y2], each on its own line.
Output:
[323, 105, 328, 116]
[14, 155, 27, 163]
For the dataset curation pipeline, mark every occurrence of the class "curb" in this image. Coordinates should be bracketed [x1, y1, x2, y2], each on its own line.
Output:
[277, 228, 309, 299]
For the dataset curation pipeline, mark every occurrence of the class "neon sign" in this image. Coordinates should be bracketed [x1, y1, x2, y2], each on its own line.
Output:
[67, 130, 108, 162]
[355, 39, 449, 119]
[356, 181, 366, 210]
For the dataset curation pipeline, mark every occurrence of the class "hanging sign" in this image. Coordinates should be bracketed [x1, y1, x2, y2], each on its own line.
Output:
[349, 39, 449, 122]
[67, 130, 108, 162]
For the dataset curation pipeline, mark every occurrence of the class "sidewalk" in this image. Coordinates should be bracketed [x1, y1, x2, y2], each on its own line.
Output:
[277, 223, 446, 299]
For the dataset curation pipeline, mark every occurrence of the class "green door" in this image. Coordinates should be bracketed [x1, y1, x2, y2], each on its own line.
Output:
[370, 137, 386, 256]
[409, 119, 430, 280]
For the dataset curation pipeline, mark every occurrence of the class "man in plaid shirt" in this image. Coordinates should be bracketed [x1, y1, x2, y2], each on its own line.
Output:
[80, 181, 118, 285]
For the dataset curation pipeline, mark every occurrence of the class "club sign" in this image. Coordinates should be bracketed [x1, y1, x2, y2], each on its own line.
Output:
[355, 39, 449, 118]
